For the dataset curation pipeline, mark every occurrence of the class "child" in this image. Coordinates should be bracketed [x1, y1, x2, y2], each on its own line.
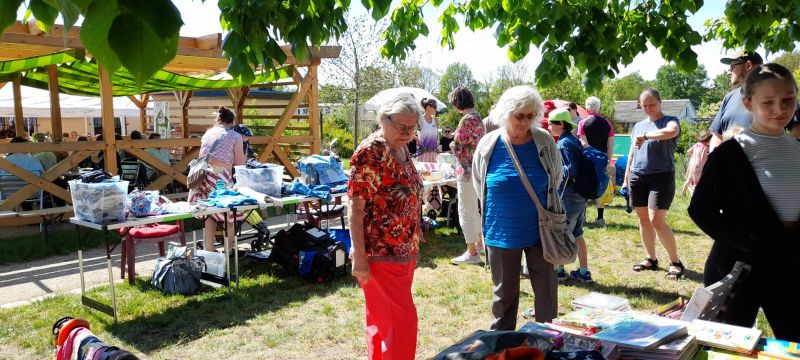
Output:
[681, 130, 711, 195]
[688, 63, 800, 342]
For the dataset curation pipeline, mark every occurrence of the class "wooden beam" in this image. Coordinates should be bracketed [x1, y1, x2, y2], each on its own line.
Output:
[307, 65, 321, 154]
[98, 65, 117, 175]
[47, 65, 63, 140]
[12, 76, 24, 136]
[115, 138, 199, 149]
[174, 90, 193, 138]
[0, 141, 104, 153]
[225, 86, 249, 125]
[145, 148, 198, 191]
[0, 158, 71, 210]
[0, 150, 93, 210]
[125, 148, 187, 184]
[261, 70, 312, 158]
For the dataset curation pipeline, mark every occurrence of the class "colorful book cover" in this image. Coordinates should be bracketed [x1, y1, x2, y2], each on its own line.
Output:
[591, 313, 689, 350]
[694, 348, 759, 360]
[759, 338, 800, 359]
[552, 308, 631, 330]
[691, 320, 762, 354]
[518, 321, 564, 348]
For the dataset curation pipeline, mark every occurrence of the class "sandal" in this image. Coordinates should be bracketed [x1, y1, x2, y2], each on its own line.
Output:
[666, 261, 685, 280]
[632, 258, 659, 272]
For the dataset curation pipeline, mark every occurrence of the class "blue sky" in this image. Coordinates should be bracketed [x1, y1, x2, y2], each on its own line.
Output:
[17, 0, 753, 85]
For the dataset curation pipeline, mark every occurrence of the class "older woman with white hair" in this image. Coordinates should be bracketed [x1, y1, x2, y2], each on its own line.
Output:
[348, 93, 424, 360]
[472, 85, 563, 329]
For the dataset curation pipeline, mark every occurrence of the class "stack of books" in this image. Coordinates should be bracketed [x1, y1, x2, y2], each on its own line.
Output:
[551, 307, 632, 333]
[571, 292, 632, 312]
[691, 319, 762, 355]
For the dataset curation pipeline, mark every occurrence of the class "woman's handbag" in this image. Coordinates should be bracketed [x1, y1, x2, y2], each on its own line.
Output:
[186, 136, 222, 189]
[501, 133, 577, 265]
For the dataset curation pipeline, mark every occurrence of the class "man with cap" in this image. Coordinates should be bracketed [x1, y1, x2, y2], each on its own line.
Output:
[232, 124, 257, 159]
[710, 51, 764, 151]
[548, 108, 594, 283]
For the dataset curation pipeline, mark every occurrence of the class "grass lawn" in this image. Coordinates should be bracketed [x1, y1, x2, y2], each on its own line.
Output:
[0, 192, 772, 359]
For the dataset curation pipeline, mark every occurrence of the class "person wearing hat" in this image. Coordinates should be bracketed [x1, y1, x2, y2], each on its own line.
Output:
[547, 108, 594, 283]
[232, 124, 257, 159]
[710, 51, 764, 151]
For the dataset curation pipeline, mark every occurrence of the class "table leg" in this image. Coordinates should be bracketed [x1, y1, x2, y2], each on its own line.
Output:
[105, 231, 118, 322]
[76, 225, 86, 297]
[223, 213, 231, 292]
[233, 208, 239, 288]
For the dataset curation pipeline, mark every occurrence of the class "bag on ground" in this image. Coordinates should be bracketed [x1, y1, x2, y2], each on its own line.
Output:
[151, 244, 205, 295]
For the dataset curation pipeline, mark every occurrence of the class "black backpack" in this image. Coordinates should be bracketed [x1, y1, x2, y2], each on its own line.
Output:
[268, 223, 347, 283]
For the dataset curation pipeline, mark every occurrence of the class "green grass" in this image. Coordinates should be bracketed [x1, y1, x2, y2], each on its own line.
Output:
[0, 191, 773, 359]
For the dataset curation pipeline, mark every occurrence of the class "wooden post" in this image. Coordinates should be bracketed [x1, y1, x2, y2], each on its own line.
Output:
[226, 86, 250, 125]
[127, 94, 150, 133]
[99, 65, 117, 175]
[47, 65, 63, 140]
[12, 76, 24, 136]
[174, 90, 193, 138]
[308, 63, 321, 154]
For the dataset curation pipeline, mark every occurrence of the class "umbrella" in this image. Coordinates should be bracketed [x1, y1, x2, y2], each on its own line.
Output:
[364, 87, 447, 112]
[550, 99, 590, 119]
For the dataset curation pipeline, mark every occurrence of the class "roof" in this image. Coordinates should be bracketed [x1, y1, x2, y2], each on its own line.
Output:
[613, 99, 695, 123]
[0, 50, 293, 96]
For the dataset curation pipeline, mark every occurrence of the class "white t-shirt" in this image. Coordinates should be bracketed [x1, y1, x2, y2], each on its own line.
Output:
[736, 128, 800, 222]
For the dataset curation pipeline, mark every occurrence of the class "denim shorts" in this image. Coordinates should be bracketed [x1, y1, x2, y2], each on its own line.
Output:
[562, 187, 587, 238]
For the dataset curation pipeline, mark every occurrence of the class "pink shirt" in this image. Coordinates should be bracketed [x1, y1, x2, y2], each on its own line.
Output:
[199, 126, 245, 169]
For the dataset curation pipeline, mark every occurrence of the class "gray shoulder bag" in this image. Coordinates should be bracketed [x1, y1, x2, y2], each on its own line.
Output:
[501, 132, 577, 265]
[187, 135, 223, 190]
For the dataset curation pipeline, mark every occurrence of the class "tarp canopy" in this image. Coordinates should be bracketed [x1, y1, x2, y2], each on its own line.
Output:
[0, 84, 144, 117]
[0, 50, 294, 96]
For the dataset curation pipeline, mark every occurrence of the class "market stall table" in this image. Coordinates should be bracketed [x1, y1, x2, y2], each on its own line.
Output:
[70, 206, 233, 322]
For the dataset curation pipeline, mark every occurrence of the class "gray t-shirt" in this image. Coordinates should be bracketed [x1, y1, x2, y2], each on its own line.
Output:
[630, 115, 680, 176]
[736, 128, 800, 222]
[710, 87, 752, 135]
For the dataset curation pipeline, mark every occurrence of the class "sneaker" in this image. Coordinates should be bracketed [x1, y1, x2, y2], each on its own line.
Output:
[594, 219, 606, 227]
[522, 308, 535, 319]
[451, 251, 482, 265]
[555, 268, 569, 282]
[570, 269, 594, 283]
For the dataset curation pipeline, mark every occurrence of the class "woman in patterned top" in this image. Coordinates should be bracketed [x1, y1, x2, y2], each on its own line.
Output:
[188, 106, 246, 251]
[348, 93, 424, 360]
[448, 86, 486, 265]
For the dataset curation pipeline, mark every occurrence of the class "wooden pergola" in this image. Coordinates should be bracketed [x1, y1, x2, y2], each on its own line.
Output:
[0, 20, 340, 226]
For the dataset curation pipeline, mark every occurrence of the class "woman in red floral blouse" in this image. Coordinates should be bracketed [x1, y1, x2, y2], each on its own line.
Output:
[348, 92, 424, 360]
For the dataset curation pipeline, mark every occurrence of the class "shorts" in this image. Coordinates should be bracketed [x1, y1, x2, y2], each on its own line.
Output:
[629, 171, 675, 210]
[562, 187, 586, 238]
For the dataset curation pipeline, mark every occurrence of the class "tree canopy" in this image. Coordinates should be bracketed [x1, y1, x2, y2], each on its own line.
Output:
[2, 0, 798, 90]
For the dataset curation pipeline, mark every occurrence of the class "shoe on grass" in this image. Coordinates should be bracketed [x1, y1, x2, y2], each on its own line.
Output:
[522, 308, 535, 319]
[570, 269, 594, 283]
[594, 219, 606, 227]
[451, 251, 482, 265]
[476, 245, 486, 255]
[555, 268, 569, 282]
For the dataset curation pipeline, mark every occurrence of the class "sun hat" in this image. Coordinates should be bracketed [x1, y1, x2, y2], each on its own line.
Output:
[548, 108, 577, 127]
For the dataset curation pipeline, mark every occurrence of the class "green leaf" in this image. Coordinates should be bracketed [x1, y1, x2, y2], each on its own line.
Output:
[0, 0, 25, 33]
[222, 31, 247, 55]
[57, 0, 82, 31]
[80, 0, 121, 75]
[116, 0, 183, 39]
[29, 0, 59, 32]
[108, 12, 179, 83]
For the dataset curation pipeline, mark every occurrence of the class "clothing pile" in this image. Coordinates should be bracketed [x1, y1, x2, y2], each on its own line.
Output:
[53, 317, 139, 360]
[234, 160, 284, 196]
[281, 179, 347, 202]
[69, 174, 128, 224]
[126, 190, 204, 216]
[206, 187, 257, 208]
[297, 155, 348, 185]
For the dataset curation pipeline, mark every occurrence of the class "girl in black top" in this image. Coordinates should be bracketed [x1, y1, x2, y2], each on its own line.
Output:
[689, 63, 800, 342]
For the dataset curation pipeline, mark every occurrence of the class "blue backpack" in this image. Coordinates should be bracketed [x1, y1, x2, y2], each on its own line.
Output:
[576, 147, 610, 199]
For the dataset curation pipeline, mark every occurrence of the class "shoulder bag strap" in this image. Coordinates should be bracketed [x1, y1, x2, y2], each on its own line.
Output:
[500, 130, 546, 213]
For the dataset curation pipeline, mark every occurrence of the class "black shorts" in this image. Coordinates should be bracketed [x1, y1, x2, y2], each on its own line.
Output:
[629, 171, 675, 210]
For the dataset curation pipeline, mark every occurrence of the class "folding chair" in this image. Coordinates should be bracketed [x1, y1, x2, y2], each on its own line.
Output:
[120, 161, 142, 191]
[680, 261, 752, 322]
[0, 173, 45, 231]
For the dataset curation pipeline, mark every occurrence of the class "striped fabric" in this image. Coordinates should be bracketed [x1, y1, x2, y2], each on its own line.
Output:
[735, 128, 800, 222]
[0, 52, 293, 96]
[188, 167, 246, 223]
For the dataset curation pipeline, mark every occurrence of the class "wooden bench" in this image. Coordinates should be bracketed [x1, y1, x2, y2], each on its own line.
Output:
[13, 206, 74, 245]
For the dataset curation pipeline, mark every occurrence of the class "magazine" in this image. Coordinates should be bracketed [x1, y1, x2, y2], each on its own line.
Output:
[691, 320, 762, 354]
[552, 308, 631, 330]
[591, 313, 689, 350]
[622, 335, 699, 360]
[758, 338, 800, 359]
[572, 292, 632, 311]
[518, 321, 564, 348]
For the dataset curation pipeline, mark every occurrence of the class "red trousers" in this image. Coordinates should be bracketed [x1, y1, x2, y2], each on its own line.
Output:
[362, 258, 418, 360]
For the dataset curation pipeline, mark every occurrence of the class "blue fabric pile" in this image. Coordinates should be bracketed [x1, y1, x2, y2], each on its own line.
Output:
[297, 155, 348, 185]
[206, 188, 257, 208]
[281, 179, 348, 202]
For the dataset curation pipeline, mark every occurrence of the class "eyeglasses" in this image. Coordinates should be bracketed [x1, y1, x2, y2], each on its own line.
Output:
[514, 113, 535, 121]
[728, 61, 745, 71]
[444, 130, 451, 133]
[387, 116, 417, 135]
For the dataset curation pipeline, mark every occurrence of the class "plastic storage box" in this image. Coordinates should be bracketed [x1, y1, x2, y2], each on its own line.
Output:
[69, 180, 129, 223]
[233, 164, 284, 196]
